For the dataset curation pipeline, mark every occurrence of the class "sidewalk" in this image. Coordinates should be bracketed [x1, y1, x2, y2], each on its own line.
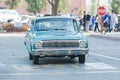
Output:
[83, 31, 120, 41]
[0, 32, 25, 37]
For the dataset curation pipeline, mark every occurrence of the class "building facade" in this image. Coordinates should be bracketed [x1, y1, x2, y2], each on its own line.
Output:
[40, 0, 86, 16]
[0, 0, 86, 15]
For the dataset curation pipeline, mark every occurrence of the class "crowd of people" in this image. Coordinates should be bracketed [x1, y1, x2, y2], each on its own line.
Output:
[82, 10, 119, 34]
[70, 10, 119, 34]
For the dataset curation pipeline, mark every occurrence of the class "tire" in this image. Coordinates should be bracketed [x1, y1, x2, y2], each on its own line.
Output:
[24, 42, 26, 45]
[29, 53, 33, 60]
[33, 56, 39, 65]
[78, 55, 85, 64]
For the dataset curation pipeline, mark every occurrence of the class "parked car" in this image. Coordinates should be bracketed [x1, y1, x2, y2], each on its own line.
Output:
[0, 9, 22, 28]
[24, 16, 89, 64]
[0, 9, 21, 23]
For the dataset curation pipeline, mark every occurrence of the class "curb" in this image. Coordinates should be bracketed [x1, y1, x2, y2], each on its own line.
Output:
[90, 34, 120, 41]
[0, 32, 25, 37]
[0, 32, 25, 34]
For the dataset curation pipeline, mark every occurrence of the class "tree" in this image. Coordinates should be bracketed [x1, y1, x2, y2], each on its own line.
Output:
[111, 0, 120, 14]
[5, 0, 21, 9]
[26, 0, 46, 15]
[58, 0, 70, 14]
[47, 0, 60, 16]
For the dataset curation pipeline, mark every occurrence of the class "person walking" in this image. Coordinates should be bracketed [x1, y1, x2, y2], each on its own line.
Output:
[86, 12, 91, 32]
[94, 14, 100, 32]
[110, 10, 117, 32]
[83, 11, 87, 31]
[99, 16, 104, 34]
[100, 12, 109, 34]
[89, 15, 95, 31]
[70, 10, 74, 17]
[107, 12, 111, 32]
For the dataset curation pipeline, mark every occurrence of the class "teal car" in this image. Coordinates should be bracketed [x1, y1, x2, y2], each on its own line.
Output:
[24, 16, 89, 64]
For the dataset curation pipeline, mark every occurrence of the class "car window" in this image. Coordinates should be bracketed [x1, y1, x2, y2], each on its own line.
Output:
[35, 18, 78, 32]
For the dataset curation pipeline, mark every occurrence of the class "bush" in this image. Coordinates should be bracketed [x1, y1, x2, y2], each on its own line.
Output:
[2, 23, 29, 32]
[2, 22, 14, 32]
[14, 23, 29, 32]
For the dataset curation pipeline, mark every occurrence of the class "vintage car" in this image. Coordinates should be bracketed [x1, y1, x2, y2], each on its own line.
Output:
[24, 16, 89, 64]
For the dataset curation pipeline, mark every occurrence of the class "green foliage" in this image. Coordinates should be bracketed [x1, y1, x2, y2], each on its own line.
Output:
[26, 0, 46, 14]
[58, 0, 70, 13]
[111, 0, 120, 14]
[5, 0, 21, 9]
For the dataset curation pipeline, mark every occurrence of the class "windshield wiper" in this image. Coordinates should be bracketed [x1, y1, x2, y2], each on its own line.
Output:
[38, 29, 49, 31]
[54, 28, 66, 30]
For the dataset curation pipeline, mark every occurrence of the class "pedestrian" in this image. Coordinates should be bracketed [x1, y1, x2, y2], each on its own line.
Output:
[107, 12, 111, 32]
[101, 12, 109, 34]
[89, 15, 95, 31]
[86, 12, 91, 32]
[99, 16, 104, 34]
[83, 11, 87, 31]
[110, 10, 117, 32]
[94, 14, 100, 32]
[115, 14, 119, 32]
[70, 10, 74, 17]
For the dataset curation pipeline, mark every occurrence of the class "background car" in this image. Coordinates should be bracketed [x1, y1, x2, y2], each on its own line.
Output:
[0, 9, 22, 29]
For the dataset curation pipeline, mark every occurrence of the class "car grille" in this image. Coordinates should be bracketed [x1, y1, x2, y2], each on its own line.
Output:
[42, 40, 79, 48]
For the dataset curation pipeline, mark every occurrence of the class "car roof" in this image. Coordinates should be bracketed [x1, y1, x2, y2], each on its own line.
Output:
[34, 16, 74, 20]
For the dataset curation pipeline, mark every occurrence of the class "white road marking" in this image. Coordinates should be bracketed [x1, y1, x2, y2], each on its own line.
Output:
[12, 65, 22, 71]
[91, 47, 120, 50]
[0, 70, 120, 76]
[90, 52, 120, 61]
[11, 62, 117, 71]
[85, 63, 117, 69]
[12, 65, 32, 71]
[0, 56, 27, 58]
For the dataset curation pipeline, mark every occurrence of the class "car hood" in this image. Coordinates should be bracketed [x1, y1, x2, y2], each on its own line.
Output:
[33, 31, 84, 40]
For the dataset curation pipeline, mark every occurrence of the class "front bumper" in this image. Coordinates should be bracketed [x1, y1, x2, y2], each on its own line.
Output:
[32, 48, 89, 56]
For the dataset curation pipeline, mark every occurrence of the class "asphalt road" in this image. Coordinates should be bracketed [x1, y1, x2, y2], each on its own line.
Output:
[0, 33, 120, 80]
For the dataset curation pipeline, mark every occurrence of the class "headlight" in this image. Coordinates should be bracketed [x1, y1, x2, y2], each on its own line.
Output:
[79, 41, 86, 48]
[34, 41, 42, 49]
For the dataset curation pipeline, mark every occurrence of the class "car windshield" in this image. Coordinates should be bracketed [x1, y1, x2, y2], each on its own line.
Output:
[34, 18, 78, 33]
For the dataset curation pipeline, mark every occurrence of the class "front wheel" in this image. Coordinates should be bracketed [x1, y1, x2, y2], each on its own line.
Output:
[33, 56, 39, 65]
[78, 55, 85, 64]
[29, 53, 33, 60]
